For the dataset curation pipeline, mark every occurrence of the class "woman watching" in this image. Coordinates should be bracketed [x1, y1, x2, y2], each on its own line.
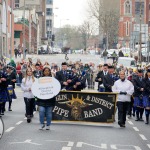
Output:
[21, 68, 35, 123]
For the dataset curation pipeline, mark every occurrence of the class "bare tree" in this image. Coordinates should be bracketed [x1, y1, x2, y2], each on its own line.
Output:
[87, 0, 120, 48]
[78, 21, 94, 51]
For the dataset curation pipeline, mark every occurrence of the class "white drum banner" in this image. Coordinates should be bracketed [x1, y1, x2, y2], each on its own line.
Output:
[32, 77, 61, 99]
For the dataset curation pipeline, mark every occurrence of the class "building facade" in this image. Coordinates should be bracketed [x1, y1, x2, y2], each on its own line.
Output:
[45, 0, 54, 45]
[0, 0, 14, 58]
[118, 0, 150, 48]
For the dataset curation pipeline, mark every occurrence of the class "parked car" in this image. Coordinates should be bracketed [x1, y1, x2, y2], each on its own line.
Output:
[117, 57, 137, 69]
[38, 45, 51, 54]
[52, 48, 62, 54]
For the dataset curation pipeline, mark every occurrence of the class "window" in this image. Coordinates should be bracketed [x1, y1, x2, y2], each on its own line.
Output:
[15, 0, 19, 8]
[125, 0, 131, 14]
[135, 2, 144, 15]
[126, 21, 129, 36]
[46, 8, 53, 16]
[46, 0, 53, 4]
[47, 31, 52, 38]
[46, 20, 52, 28]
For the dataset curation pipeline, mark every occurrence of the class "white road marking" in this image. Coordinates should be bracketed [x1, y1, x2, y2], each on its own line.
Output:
[110, 145, 117, 149]
[33, 112, 36, 114]
[5, 127, 15, 132]
[134, 146, 142, 150]
[133, 127, 139, 132]
[67, 142, 74, 147]
[76, 142, 107, 149]
[16, 121, 23, 125]
[147, 144, 150, 149]
[24, 117, 27, 120]
[128, 121, 134, 125]
[62, 147, 71, 150]
[10, 139, 42, 145]
[139, 134, 147, 140]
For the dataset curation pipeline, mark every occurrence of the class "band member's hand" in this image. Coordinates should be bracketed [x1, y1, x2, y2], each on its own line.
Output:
[29, 88, 31, 91]
[67, 79, 72, 83]
[73, 85, 77, 89]
[0, 80, 1, 83]
[98, 78, 102, 81]
[1, 78, 6, 81]
[63, 82, 68, 85]
[76, 82, 81, 85]
[140, 88, 144, 91]
[12, 79, 16, 82]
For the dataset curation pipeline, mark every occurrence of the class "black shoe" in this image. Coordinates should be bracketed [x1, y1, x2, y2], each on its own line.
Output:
[140, 118, 144, 121]
[145, 122, 149, 125]
[25, 114, 27, 117]
[27, 118, 31, 123]
[120, 124, 125, 128]
[1, 113, 4, 115]
[135, 118, 139, 121]
[8, 108, 12, 111]
[132, 113, 135, 117]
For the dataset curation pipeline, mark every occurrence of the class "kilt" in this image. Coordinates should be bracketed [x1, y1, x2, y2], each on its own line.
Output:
[10, 89, 17, 99]
[134, 97, 143, 107]
[0, 88, 11, 102]
[143, 96, 150, 108]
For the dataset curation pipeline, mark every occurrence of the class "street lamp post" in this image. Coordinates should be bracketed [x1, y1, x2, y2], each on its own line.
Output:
[139, 0, 142, 63]
[23, 0, 26, 59]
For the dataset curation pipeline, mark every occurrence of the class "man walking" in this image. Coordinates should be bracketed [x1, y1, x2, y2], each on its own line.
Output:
[102, 49, 108, 64]
[112, 71, 134, 127]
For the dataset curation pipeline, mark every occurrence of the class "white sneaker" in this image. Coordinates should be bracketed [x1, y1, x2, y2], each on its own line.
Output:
[46, 126, 50, 130]
[39, 124, 45, 130]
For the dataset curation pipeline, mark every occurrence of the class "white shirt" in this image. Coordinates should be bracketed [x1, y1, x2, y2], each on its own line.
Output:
[103, 70, 108, 76]
[21, 77, 35, 99]
[112, 79, 134, 102]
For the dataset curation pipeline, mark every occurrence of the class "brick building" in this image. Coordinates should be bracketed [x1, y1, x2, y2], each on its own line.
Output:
[0, 0, 14, 58]
[118, 0, 150, 48]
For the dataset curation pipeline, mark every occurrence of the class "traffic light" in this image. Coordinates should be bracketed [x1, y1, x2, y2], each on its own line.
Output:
[52, 34, 55, 41]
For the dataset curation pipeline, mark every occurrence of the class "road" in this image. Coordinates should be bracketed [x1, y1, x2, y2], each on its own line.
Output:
[1, 54, 149, 150]
[13, 53, 113, 67]
[0, 87, 150, 150]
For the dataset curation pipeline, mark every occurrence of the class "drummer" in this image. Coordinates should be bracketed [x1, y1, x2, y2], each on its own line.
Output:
[0, 63, 10, 115]
[143, 69, 150, 124]
[6, 65, 17, 111]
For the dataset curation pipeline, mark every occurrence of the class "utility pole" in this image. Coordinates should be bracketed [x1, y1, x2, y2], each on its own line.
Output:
[139, 0, 142, 63]
[10, 0, 13, 58]
[23, 0, 26, 59]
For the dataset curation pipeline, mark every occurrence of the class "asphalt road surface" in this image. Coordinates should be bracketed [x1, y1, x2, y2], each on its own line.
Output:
[0, 87, 150, 150]
[13, 53, 113, 67]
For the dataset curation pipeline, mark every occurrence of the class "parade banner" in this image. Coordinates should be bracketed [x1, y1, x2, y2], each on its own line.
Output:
[53, 91, 117, 124]
[31, 77, 61, 99]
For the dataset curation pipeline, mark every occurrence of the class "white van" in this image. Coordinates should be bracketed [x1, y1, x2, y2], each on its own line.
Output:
[117, 57, 137, 68]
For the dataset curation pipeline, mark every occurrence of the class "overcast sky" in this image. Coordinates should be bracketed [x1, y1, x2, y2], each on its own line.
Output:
[53, 0, 88, 28]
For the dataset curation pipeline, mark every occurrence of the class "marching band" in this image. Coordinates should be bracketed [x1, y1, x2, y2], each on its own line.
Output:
[0, 58, 150, 128]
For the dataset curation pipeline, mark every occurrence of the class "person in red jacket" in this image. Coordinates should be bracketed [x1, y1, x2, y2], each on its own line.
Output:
[16, 62, 22, 86]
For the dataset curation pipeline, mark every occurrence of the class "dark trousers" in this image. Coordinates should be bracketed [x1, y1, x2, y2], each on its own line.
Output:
[117, 101, 129, 125]
[24, 98, 35, 118]
[9, 98, 12, 109]
[0, 102, 5, 114]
